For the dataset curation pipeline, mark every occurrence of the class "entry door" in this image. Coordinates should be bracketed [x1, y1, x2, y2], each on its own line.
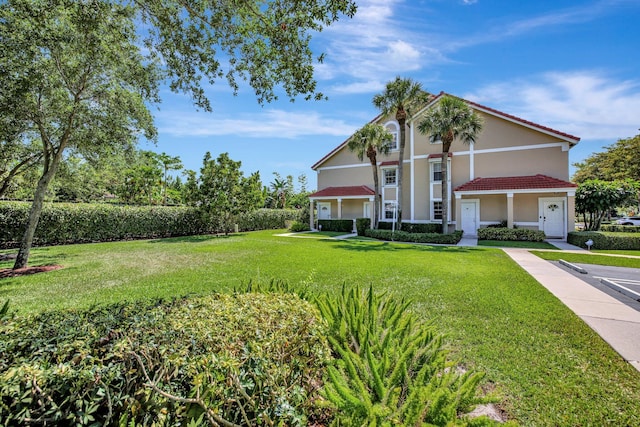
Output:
[541, 200, 565, 238]
[363, 202, 371, 219]
[460, 200, 479, 236]
[317, 202, 331, 220]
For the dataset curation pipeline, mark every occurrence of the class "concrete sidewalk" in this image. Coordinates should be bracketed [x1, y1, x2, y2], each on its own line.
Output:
[503, 248, 640, 372]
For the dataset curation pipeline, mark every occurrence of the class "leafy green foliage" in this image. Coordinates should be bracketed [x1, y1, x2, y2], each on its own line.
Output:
[365, 229, 463, 244]
[477, 227, 546, 242]
[318, 219, 354, 232]
[378, 221, 442, 233]
[575, 180, 639, 230]
[573, 134, 640, 184]
[289, 220, 311, 232]
[236, 208, 303, 231]
[355, 218, 371, 236]
[567, 231, 640, 250]
[600, 224, 640, 233]
[316, 286, 498, 426]
[0, 294, 330, 426]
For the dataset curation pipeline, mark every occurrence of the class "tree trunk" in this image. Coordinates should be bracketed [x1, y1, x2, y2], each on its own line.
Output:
[441, 139, 452, 234]
[371, 161, 379, 229]
[13, 164, 59, 269]
[396, 112, 407, 230]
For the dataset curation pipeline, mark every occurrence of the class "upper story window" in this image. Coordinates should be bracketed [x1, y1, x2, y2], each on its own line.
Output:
[384, 121, 399, 151]
[383, 168, 397, 186]
[431, 162, 442, 182]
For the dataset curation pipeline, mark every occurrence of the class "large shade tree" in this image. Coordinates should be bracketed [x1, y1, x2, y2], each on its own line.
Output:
[372, 77, 429, 228]
[417, 96, 483, 234]
[2, 0, 356, 269]
[347, 123, 393, 229]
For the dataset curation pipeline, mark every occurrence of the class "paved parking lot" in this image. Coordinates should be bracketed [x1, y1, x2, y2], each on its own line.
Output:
[553, 261, 640, 312]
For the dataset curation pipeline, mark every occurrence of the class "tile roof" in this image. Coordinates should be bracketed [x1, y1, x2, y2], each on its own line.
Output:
[427, 153, 453, 159]
[308, 185, 375, 198]
[454, 174, 577, 192]
[379, 160, 399, 166]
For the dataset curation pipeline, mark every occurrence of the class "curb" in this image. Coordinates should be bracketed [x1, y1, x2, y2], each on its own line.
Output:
[558, 259, 588, 274]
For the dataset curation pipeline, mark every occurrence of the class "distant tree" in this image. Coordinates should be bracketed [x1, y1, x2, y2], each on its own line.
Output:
[117, 151, 163, 205]
[373, 77, 429, 228]
[575, 179, 639, 230]
[157, 152, 183, 205]
[573, 134, 640, 184]
[187, 152, 263, 233]
[417, 96, 483, 234]
[347, 123, 393, 229]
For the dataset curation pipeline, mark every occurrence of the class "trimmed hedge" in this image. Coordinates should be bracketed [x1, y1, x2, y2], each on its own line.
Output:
[477, 227, 546, 242]
[0, 294, 330, 426]
[568, 231, 640, 250]
[365, 229, 463, 245]
[378, 222, 442, 233]
[317, 219, 353, 232]
[600, 224, 640, 233]
[0, 203, 303, 248]
[355, 218, 371, 236]
[289, 220, 311, 232]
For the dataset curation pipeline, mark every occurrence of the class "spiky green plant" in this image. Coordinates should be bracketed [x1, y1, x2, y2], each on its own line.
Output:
[317, 286, 499, 426]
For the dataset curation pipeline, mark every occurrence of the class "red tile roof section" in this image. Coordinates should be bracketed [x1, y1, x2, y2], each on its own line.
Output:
[427, 153, 453, 159]
[454, 174, 577, 192]
[308, 185, 375, 198]
[379, 160, 399, 166]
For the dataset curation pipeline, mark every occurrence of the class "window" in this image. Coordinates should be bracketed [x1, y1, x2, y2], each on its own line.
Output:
[385, 122, 399, 150]
[384, 202, 397, 220]
[433, 201, 443, 220]
[383, 168, 397, 186]
[431, 162, 442, 182]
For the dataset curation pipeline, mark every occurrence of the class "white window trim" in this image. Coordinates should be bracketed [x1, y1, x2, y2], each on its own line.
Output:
[431, 200, 443, 220]
[382, 166, 398, 187]
[429, 158, 450, 183]
[383, 121, 400, 151]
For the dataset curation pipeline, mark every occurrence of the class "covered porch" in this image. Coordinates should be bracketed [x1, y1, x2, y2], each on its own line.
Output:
[453, 175, 577, 239]
[308, 186, 376, 230]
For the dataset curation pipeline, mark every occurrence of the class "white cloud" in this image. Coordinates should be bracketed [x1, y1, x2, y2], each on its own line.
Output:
[157, 109, 359, 139]
[464, 71, 640, 140]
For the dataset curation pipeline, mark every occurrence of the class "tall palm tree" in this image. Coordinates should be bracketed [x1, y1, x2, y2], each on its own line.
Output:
[347, 123, 393, 229]
[373, 77, 429, 229]
[417, 95, 483, 234]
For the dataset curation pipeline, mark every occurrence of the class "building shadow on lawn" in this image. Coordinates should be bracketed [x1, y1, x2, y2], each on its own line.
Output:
[147, 233, 248, 244]
[325, 239, 488, 253]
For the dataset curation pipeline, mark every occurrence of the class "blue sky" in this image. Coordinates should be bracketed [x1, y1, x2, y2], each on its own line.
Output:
[143, 0, 640, 190]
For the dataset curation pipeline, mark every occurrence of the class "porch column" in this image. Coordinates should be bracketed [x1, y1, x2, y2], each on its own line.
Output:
[507, 193, 514, 228]
[454, 193, 462, 231]
[567, 191, 576, 234]
[337, 198, 343, 219]
[369, 196, 375, 228]
[309, 199, 315, 230]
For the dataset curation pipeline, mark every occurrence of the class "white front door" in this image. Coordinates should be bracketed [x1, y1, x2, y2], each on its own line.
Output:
[317, 202, 331, 220]
[460, 200, 479, 236]
[540, 199, 565, 238]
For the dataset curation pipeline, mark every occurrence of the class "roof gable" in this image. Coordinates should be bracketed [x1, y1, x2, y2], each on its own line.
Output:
[454, 174, 577, 192]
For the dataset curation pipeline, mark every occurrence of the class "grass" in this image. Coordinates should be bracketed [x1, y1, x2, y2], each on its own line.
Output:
[594, 249, 640, 257]
[477, 240, 558, 249]
[289, 230, 350, 238]
[2, 230, 640, 426]
[531, 250, 640, 268]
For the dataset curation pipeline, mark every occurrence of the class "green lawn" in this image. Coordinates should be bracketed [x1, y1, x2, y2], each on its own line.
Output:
[532, 250, 640, 268]
[2, 230, 639, 425]
[477, 240, 558, 249]
[594, 249, 640, 257]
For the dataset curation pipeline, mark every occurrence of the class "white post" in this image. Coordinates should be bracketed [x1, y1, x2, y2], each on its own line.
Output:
[309, 199, 315, 230]
[337, 198, 343, 219]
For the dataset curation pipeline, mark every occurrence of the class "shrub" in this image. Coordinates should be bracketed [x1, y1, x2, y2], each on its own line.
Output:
[317, 219, 353, 232]
[486, 220, 509, 228]
[0, 294, 330, 426]
[289, 220, 311, 232]
[567, 231, 640, 250]
[316, 286, 497, 426]
[355, 218, 371, 236]
[600, 224, 640, 233]
[236, 208, 302, 232]
[378, 222, 442, 233]
[365, 229, 463, 245]
[477, 227, 546, 242]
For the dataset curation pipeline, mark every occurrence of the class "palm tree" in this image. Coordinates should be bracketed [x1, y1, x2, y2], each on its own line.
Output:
[270, 177, 287, 208]
[417, 95, 483, 234]
[157, 152, 183, 205]
[373, 77, 429, 229]
[347, 123, 394, 229]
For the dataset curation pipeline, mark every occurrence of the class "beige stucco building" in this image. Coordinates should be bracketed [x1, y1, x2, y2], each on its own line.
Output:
[308, 92, 580, 239]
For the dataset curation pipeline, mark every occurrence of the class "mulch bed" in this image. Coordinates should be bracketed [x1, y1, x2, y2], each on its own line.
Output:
[0, 265, 63, 279]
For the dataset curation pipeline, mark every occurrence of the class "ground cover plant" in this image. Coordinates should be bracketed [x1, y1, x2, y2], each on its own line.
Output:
[531, 251, 640, 268]
[477, 240, 558, 250]
[1, 231, 640, 425]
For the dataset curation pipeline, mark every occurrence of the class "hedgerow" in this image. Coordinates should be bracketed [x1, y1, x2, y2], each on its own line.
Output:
[600, 224, 640, 233]
[0, 203, 303, 248]
[477, 227, 546, 242]
[317, 219, 353, 232]
[378, 221, 442, 233]
[568, 231, 640, 250]
[0, 293, 330, 426]
[365, 229, 463, 244]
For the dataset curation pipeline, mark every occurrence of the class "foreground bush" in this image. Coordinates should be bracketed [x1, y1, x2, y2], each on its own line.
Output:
[365, 229, 463, 244]
[318, 219, 353, 232]
[317, 286, 502, 426]
[0, 294, 330, 426]
[568, 231, 640, 250]
[477, 227, 546, 242]
[236, 208, 303, 232]
[355, 218, 371, 236]
[378, 221, 442, 233]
